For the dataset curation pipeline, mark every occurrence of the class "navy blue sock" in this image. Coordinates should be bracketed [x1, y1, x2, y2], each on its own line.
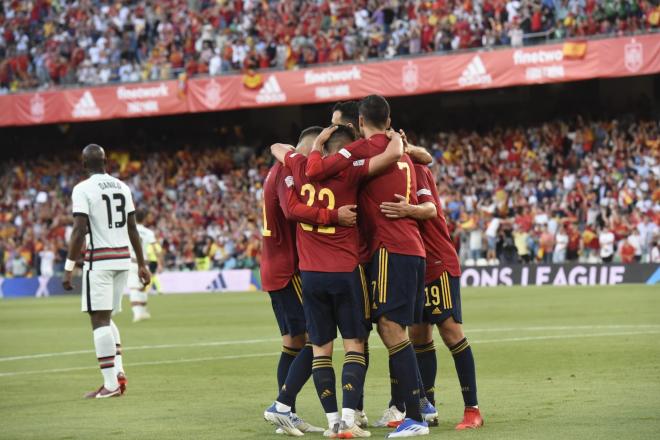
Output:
[277, 346, 301, 412]
[277, 343, 313, 409]
[342, 351, 366, 410]
[356, 341, 369, 411]
[388, 356, 406, 412]
[415, 341, 437, 405]
[389, 340, 422, 422]
[450, 338, 478, 407]
[312, 356, 338, 414]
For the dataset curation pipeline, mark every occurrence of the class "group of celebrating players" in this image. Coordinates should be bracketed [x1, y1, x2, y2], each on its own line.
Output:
[58, 93, 482, 437]
[260, 95, 483, 438]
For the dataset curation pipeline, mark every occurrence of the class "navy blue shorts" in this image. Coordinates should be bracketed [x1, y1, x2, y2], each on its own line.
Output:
[368, 248, 425, 327]
[301, 268, 369, 346]
[268, 274, 306, 338]
[422, 272, 463, 325]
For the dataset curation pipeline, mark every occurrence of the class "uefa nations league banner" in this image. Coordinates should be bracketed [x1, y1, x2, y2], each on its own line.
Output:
[1, 35, 659, 127]
[460, 263, 660, 287]
[0, 269, 262, 298]
[1, 265, 658, 298]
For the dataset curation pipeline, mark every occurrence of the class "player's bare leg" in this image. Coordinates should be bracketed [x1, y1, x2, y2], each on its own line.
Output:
[85, 310, 121, 398]
[437, 317, 483, 429]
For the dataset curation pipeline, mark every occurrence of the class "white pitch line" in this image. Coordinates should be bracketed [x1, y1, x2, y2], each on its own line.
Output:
[0, 337, 281, 362]
[1, 324, 659, 363]
[0, 329, 658, 378]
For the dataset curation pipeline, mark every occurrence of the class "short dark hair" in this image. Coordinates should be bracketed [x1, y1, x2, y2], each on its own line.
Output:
[298, 126, 324, 145]
[358, 95, 390, 130]
[326, 125, 357, 153]
[135, 209, 146, 223]
[332, 101, 359, 127]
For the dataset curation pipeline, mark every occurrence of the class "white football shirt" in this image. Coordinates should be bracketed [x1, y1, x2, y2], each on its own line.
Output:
[71, 173, 135, 270]
[131, 223, 156, 261]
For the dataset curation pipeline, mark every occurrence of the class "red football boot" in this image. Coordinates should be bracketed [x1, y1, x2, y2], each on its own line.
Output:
[84, 385, 121, 399]
[455, 407, 483, 430]
[117, 373, 127, 395]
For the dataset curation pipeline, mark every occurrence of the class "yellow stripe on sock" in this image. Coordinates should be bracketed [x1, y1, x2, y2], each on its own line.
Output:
[451, 340, 469, 355]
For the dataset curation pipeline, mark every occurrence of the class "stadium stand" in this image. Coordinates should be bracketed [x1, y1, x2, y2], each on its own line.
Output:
[1, 0, 659, 92]
[1, 115, 658, 277]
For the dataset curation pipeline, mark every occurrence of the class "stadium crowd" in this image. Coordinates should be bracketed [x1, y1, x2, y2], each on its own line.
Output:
[1, 115, 658, 277]
[1, 0, 660, 92]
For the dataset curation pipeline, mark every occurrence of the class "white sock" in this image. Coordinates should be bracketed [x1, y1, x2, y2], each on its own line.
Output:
[342, 408, 355, 427]
[326, 412, 340, 428]
[130, 290, 148, 317]
[275, 401, 291, 413]
[93, 326, 119, 390]
[109, 320, 123, 374]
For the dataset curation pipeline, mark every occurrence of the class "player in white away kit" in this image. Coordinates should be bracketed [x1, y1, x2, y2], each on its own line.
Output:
[63, 144, 150, 399]
[129, 210, 156, 322]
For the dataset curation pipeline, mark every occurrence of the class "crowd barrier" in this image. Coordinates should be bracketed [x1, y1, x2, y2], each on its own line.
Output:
[0, 264, 657, 298]
[0, 269, 262, 298]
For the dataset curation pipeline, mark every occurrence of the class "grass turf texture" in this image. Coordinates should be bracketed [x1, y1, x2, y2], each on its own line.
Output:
[1, 285, 659, 440]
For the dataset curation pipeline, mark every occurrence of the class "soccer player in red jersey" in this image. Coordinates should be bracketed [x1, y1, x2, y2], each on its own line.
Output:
[261, 126, 359, 435]
[266, 125, 405, 438]
[306, 95, 430, 438]
[380, 145, 484, 430]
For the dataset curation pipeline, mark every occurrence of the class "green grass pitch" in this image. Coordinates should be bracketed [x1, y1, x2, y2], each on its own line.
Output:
[1, 285, 659, 439]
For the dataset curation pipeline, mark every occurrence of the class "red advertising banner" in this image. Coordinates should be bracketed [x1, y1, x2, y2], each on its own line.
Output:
[0, 35, 658, 127]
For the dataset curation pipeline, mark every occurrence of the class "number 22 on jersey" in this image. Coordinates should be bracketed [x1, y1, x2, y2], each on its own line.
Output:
[299, 183, 335, 234]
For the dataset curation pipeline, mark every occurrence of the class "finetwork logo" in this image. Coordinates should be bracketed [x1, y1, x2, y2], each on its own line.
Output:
[256, 75, 286, 104]
[458, 55, 492, 87]
[72, 91, 101, 118]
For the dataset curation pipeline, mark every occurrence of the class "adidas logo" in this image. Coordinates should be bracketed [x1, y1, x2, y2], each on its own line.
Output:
[343, 383, 354, 392]
[256, 76, 286, 104]
[458, 55, 492, 87]
[72, 91, 101, 118]
[206, 273, 227, 291]
[432, 307, 441, 315]
[320, 389, 334, 399]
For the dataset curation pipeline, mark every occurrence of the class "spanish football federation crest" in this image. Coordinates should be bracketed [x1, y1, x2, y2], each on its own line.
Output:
[624, 38, 643, 73]
[204, 79, 222, 108]
[29, 93, 45, 122]
[402, 61, 419, 93]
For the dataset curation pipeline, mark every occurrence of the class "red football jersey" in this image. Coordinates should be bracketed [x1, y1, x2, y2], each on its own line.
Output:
[260, 162, 338, 291]
[285, 151, 368, 272]
[414, 164, 461, 282]
[306, 134, 425, 259]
